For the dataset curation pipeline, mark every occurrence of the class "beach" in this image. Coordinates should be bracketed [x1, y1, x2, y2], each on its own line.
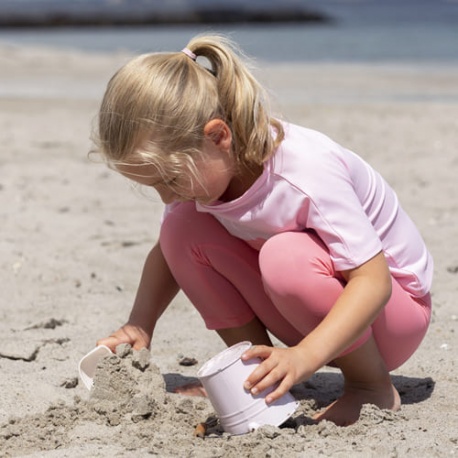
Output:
[0, 44, 457, 456]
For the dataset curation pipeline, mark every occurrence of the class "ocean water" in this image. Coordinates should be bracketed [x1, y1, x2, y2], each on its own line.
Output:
[0, 0, 457, 63]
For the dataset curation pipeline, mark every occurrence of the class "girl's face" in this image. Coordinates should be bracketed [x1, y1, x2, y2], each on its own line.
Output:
[116, 121, 236, 205]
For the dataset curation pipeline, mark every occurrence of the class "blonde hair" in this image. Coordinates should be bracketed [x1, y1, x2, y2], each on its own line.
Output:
[94, 34, 284, 181]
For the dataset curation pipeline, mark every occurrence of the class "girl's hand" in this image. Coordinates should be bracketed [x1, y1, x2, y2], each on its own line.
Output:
[241, 345, 313, 404]
[96, 323, 151, 352]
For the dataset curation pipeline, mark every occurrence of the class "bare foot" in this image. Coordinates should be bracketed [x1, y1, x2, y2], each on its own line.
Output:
[313, 381, 401, 426]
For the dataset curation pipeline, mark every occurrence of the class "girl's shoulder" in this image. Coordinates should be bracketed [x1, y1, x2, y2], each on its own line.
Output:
[280, 122, 341, 153]
[271, 121, 375, 200]
[272, 122, 349, 175]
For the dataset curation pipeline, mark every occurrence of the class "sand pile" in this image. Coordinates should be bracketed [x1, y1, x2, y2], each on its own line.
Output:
[0, 346, 416, 457]
[0, 347, 211, 456]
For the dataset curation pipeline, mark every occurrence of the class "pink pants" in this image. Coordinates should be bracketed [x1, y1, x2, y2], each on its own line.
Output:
[160, 202, 431, 371]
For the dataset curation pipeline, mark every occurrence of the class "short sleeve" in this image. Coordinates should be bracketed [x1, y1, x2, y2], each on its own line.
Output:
[296, 152, 383, 271]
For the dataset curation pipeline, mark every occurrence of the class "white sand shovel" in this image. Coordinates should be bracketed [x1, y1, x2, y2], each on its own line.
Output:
[78, 345, 113, 390]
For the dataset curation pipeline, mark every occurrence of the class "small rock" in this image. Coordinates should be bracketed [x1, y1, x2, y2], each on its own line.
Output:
[61, 377, 78, 389]
[178, 356, 198, 366]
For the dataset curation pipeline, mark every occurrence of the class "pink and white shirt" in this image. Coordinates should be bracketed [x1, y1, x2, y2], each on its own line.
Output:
[169, 123, 433, 298]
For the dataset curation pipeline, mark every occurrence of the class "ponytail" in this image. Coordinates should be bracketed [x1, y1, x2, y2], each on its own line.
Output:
[186, 35, 284, 166]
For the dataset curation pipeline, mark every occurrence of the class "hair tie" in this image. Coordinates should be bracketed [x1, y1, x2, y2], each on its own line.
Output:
[181, 47, 197, 61]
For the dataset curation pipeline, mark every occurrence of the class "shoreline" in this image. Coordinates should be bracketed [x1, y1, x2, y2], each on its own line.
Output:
[0, 2, 329, 28]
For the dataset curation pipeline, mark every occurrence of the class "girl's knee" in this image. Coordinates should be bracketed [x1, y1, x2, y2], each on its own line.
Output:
[160, 202, 246, 267]
[259, 233, 297, 287]
[160, 202, 212, 252]
[160, 203, 190, 254]
[259, 231, 332, 292]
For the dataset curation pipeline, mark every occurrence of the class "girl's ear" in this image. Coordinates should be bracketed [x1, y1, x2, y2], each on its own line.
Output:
[204, 119, 232, 151]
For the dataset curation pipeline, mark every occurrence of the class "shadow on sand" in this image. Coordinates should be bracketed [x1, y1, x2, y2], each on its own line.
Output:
[163, 371, 435, 407]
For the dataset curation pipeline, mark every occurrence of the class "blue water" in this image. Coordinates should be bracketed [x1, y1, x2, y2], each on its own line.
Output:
[0, 0, 457, 63]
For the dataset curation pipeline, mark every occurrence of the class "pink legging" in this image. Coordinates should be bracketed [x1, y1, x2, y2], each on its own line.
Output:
[160, 202, 431, 371]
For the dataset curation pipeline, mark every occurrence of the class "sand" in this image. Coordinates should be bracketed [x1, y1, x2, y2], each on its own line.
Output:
[0, 44, 457, 457]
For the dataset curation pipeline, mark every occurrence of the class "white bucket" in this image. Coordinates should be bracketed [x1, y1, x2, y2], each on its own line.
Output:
[197, 341, 298, 435]
[78, 345, 113, 390]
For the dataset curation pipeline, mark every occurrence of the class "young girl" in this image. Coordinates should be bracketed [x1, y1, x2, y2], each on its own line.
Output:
[95, 35, 433, 426]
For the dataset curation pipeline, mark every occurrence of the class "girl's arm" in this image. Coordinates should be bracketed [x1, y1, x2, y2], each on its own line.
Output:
[97, 241, 180, 351]
[242, 250, 392, 401]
